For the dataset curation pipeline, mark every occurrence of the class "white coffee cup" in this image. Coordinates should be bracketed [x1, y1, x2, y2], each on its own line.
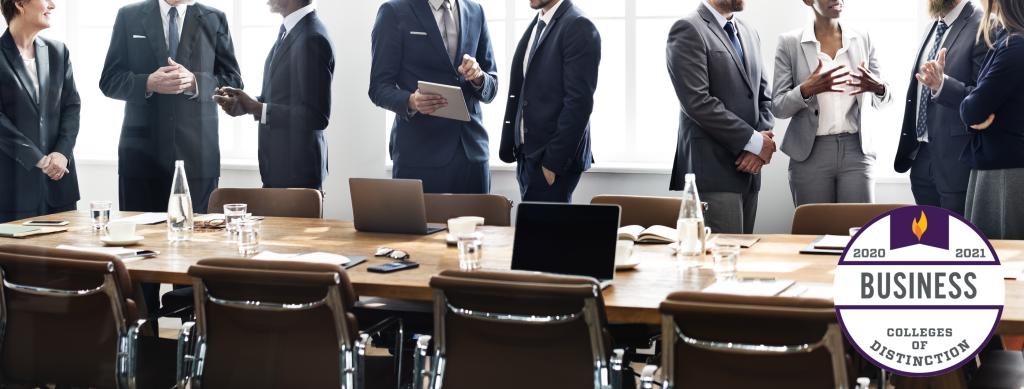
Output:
[107, 221, 137, 240]
[448, 217, 482, 238]
[615, 240, 635, 263]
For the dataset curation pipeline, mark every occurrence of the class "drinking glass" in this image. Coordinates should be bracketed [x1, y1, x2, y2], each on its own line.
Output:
[712, 243, 741, 279]
[456, 232, 483, 271]
[90, 201, 112, 231]
[223, 204, 248, 239]
[237, 219, 262, 256]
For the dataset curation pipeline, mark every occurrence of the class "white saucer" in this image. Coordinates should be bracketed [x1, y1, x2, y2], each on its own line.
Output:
[101, 235, 144, 246]
[615, 258, 641, 271]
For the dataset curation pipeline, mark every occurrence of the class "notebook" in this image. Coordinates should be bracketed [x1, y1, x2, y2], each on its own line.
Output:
[0, 224, 67, 238]
[617, 225, 676, 243]
[703, 278, 796, 297]
[800, 235, 850, 255]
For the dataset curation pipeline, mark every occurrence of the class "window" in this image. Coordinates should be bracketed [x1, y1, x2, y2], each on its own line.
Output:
[382, 0, 925, 176]
[29, 0, 281, 163]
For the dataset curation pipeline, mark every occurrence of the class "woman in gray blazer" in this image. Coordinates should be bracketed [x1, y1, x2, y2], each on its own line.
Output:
[772, 0, 892, 207]
[0, 0, 80, 223]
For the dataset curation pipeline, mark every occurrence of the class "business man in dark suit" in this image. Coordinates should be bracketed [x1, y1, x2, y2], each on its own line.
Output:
[667, 0, 775, 234]
[498, 0, 600, 203]
[0, 0, 80, 223]
[895, 0, 985, 216]
[370, 0, 498, 194]
[100, 0, 242, 213]
[213, 0, 334, 190]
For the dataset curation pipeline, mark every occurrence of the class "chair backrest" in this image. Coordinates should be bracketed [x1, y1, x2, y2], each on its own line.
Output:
[428, 270, 612, 389]
[423, 193, 513, 226]
[206, 188, 324, 218]
[0, 244, 136, 388]
[791, 203, 908, 235]
[590, 195, 680, 228]
[187, 258, 359, 389]
[659, 292, 847, 388]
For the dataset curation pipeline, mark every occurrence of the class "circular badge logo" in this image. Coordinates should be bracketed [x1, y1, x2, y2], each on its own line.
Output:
[834, 206, 1004, 376]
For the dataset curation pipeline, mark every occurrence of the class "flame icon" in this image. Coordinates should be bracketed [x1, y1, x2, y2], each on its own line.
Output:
[912, 210, 928, 241]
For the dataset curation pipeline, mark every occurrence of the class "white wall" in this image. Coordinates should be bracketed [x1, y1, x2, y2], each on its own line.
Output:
[72, 0, 919, 233]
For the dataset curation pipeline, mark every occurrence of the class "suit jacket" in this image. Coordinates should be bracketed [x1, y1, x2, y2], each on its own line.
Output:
[959, 31, 1024, 170]
[666, 4, 774, 193]
[497, 0, 600, 176]
[369, 0, 498, 168]
[257, 11, 335, 189]
[99, 0, 242, 180]
[772, 24, 893, 162]
[0, 31, 81, 215]
[894, 2, 985, 176]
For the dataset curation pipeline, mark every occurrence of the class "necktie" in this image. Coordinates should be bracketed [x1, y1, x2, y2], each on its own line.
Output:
[269, 25, 287, 66]
[723, 21, 745, 69]
[917, 21, 949, 139]
[442, 0, 458, 64]
[168, 7, 180, 59]
[517, 19, 548, 147]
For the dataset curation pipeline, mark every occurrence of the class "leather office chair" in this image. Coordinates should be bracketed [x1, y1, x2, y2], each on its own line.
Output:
[0, 244, 175, 388]
[206, 188, 324, 218]
[414, 270, 626, 389]
[644, 291, 851, 389]
[791, 203, 908, 236]
[969, 350, 1024, 389]
[179, 258, 401, 389]
[423, 193, 513, 226]
[590, 195, 681, 228]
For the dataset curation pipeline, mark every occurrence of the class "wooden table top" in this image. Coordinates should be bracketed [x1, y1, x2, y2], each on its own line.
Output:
[5, 211, 1024, 333]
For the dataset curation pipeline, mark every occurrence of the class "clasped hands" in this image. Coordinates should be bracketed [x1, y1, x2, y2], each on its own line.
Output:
[408, 54, 485, 115]
[35, 152, 69, 181]
[147, 58, 196, 95]
[736, 130, 776, 175]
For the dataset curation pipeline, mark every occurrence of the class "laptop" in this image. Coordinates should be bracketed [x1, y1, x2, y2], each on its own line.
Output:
[511, 202, 621, 289]
[349, 178, 447, 235]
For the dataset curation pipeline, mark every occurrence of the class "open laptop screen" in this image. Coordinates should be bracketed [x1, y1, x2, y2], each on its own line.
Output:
[511, 202, 621, 281]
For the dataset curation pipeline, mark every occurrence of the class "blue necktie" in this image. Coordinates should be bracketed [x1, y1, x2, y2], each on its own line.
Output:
[168, 7, 180, 59]
[724, 21, 745, 69]
[269, 25, 287, 66]
[516, 19, 548, 147]
[917, 21, 949, 139]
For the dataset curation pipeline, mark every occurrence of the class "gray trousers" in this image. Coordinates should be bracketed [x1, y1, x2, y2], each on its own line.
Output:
[703, 191, 758, 234]
[788, 133, 875, 207]
[965, 168, 1024, 240]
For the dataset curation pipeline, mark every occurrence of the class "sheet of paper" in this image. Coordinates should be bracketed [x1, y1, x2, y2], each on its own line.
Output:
[702, 279, 796, 297]
[813, 235, 851, 250]
[253, 251, 351, 266]
[115, 213, 167, 225]
[57, 245, 136, 256]
[778, 282, 834, 300]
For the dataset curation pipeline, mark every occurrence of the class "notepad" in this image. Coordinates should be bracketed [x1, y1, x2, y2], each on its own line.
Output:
[0, 224, 67, 238]
[114, 213, 167, 225]
[253, 251, 352, 266]
[709, 234, 761, 248]
[617, 225, 676, 243]
[703, 279, 796, 297]
[813, 235, 851, 250]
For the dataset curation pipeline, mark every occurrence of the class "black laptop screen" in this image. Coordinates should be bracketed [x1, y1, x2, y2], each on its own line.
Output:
[511, 203, 621, 281]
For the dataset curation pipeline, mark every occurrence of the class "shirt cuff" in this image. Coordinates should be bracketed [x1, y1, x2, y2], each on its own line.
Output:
[743, 131, 763, 155]
[260, 103, 268, 124]
[932, 75, 948, 99]
[184, 79, 199, 100]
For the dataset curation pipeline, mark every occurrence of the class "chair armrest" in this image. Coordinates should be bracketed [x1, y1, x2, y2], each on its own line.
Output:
[640, 365, 658, 389]
[413, 335, 432, 389]
[176, 321, 197, 388]
[610, 349, 625, 389]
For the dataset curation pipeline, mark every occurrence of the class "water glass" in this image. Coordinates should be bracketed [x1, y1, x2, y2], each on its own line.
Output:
[224, 204, 248, 238]
[90, 201, 112, 230]
[456, 232, 483, 271]
[237, 219, 262, 256]
[712, 243, 741, 279]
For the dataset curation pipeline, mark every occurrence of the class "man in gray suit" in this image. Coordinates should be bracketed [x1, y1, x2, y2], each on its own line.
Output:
[667, 0, 775, 234]
[895, 0, 986, 216]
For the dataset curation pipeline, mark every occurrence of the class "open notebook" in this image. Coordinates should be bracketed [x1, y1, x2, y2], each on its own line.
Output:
[617, 225, 676, 243]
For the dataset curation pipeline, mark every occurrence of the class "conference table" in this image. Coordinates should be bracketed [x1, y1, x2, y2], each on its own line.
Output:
[5, 211, 1024, 335]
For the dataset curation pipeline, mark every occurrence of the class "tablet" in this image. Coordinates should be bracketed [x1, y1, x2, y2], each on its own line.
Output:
[417, 81, 471, 122]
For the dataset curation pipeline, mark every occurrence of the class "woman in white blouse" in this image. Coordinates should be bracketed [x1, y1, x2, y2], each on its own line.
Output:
[0, 0, 80, 223]
[772, 0, 892, 206]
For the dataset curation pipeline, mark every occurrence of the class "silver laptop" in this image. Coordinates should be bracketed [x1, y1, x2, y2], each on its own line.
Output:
[349, 178, 446, 235]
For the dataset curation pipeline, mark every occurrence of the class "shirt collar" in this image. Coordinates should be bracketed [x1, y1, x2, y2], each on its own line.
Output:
[159, 0, 190, 17]
[429, 0, 453, 12]
[283, 1, 317, 33]
[940, 0, 969, 26]
[538, 0, 565, 25]
[800, 20, 855, 48]
[701, 0, 732, 28]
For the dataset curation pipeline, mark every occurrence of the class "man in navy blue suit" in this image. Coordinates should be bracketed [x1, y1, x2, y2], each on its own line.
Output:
[369, 0, 498, 194]
[499, 0, 601, 203]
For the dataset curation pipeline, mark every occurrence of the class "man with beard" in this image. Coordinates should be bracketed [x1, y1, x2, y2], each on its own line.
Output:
[666, 0, 775, 234]
[894, 0, 986, 216]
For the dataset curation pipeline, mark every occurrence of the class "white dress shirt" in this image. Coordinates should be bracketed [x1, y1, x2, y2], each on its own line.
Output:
[699, 0, 764, 157]
[261, 1, 317, 124]
[917, 0, 969, 142]
[518, 0, 564, 145]
[802, 25, 857, 136]
[22, 56, 39, 101]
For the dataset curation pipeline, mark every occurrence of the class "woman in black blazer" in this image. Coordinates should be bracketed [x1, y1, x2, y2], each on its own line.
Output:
[960, 0, 1024, 239]
[0, 0, 80, 223]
